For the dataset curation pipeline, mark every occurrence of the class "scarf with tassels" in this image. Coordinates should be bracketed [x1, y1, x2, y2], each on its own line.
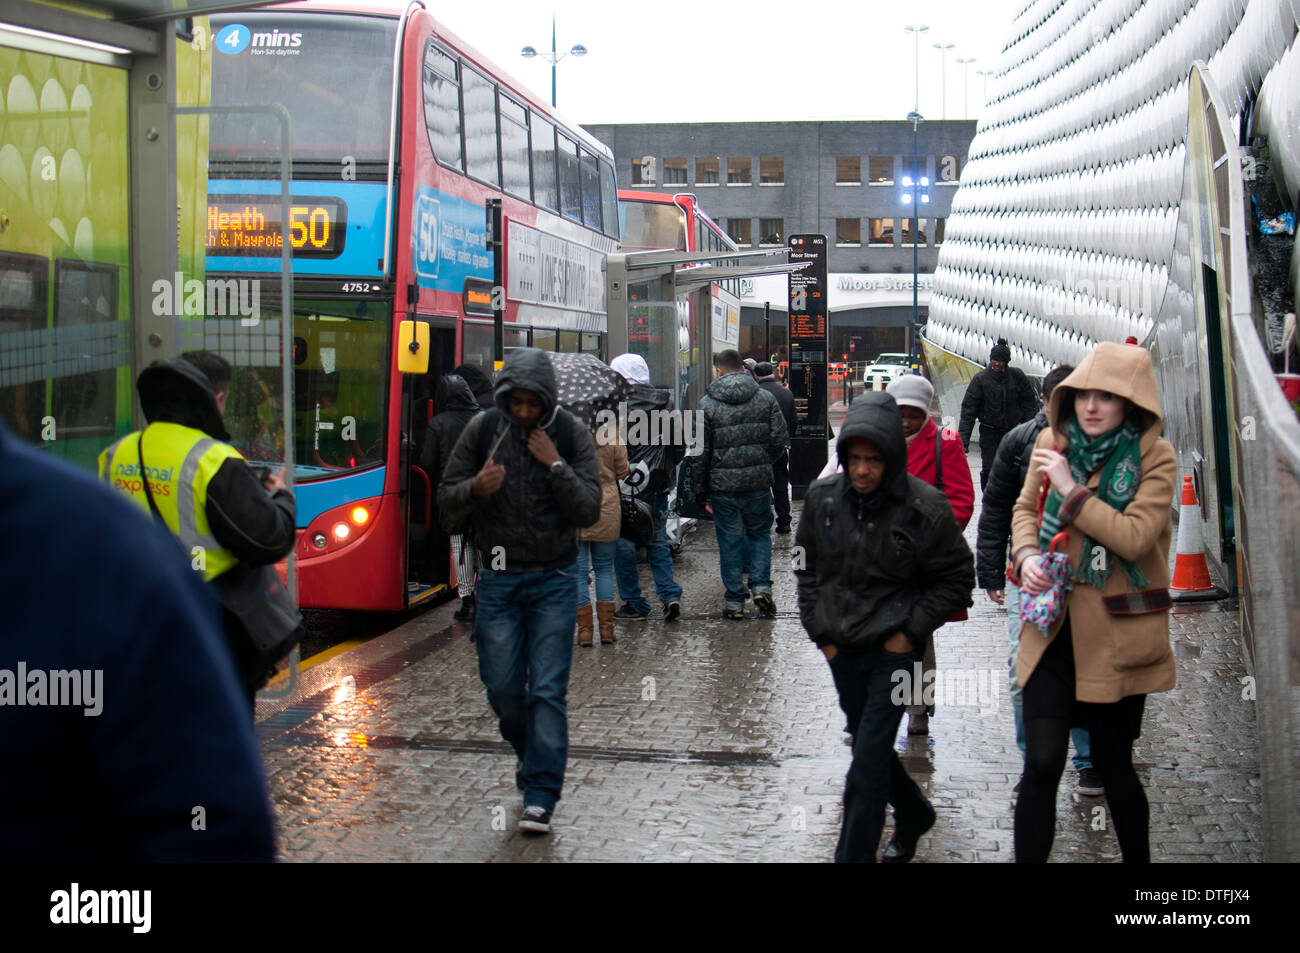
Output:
[1038, 417, 1148, 590]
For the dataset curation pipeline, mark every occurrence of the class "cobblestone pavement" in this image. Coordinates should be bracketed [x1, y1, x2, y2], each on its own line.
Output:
[256, 446, 1261, 862]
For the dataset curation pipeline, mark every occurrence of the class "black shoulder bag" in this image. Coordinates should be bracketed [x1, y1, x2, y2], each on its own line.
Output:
[933, 428, 945, 493]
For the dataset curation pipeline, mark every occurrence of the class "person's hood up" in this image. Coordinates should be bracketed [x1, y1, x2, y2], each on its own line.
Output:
[137, 356, 230, 441]
[436, 374, 480, 414]
[611, 352, 651, 385]
[493, 347, 558, 428]
[628, 381, 672, 413]
[453, 362, 495, 408]
[1047, 341, 1163, 448]
[706, 370, 761, 405]
[836, 391, 907, 499]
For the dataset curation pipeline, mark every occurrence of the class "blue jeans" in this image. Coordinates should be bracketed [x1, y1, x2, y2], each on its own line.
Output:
[474, 565, 577, 813]
[710, 489, 773, 609]
[575, 539, 616, 606]
[828, 644, 933, 863]
[1008, 581, 1092, 771]
[614, 492, 682, 613]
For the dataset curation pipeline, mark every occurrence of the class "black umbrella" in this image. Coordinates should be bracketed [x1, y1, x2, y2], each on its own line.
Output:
[547, 352, 633, 430]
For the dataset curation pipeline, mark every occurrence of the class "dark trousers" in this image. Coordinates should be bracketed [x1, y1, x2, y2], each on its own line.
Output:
[771, 450, 791, 527]
[828, 644, 933, 862]
[978, 427, 1006, 490]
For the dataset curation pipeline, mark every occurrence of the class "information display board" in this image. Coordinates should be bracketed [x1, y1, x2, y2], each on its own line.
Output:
[787, 234, 828, 492]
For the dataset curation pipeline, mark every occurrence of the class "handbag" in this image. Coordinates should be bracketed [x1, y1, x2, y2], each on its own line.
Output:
[672, 458, 712, 520]
[619, 487, 655, 547]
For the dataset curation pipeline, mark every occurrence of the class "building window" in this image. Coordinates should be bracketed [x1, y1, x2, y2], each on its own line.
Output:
[759, 218, 784, 245]
[760, 156, 784, 185]
[836, 156, 860, 185]
[727, 218, 752, 246]
[727, 157, 751, 185]
[934, 218, 946, 244]
[631, 156, 656, 186]
[868, 156, 893, 185]
[532, 115, 558, 211]
[664, 156, 687, 185]
[900, 218, 928, 245]
[868, 218, 895, 245]
[935, 154, 962, 185]
[836, 218, 861, 246]
[696, 156, 719, 185]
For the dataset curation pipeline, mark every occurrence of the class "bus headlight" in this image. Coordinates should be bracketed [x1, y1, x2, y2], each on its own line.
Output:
[312, 533, 328, 550]
[333, 523, 351, 541]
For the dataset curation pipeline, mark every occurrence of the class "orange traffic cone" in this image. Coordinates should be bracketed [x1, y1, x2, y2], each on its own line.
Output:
[1170, 476, 1228, 601]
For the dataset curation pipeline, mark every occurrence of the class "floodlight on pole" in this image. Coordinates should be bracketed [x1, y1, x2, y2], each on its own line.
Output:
[903, 110, 929, 349]
[520, 15, 587, 107]
[932, 41, 955, 120]
[903, 23, 929, 114]
[976, 68, 994, 105]
[955, 56, 976, 120]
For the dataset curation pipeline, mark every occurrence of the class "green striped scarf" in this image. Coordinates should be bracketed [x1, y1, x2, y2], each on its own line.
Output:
[1038, 417, 1148, 590]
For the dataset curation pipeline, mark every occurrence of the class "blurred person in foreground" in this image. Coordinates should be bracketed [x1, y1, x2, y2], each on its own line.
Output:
[2, 420, 274, 860]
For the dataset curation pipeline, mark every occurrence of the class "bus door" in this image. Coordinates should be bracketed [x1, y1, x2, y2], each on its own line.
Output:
[404, 320, 457, 603]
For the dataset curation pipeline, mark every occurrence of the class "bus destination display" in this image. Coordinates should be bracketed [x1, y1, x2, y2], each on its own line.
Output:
[206, 196, 347, 258]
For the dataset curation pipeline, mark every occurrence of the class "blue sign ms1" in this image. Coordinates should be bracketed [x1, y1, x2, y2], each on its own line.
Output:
[414, 192, 440, 281]
[215, 24, 251, 54]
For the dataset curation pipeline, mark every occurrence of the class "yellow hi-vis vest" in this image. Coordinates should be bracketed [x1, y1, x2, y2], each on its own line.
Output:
[98, 422, 244, 581]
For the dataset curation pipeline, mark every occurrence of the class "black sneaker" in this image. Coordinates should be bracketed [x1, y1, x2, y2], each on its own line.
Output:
[775, 521, 792, 534]
[453, 594, 476, 621]
[518, 805, 552, 834]
[614, 603, 650, 620]
[753, 592, 777, 617]
[1077, 768, 1104, 796]
[515, 760, 524, 792]
[722, 607, 745, 620]
[663, 601, 681, 622]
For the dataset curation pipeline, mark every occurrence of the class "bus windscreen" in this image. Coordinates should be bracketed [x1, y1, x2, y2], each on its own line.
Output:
[619, 201, 687, 251]
[209, 13, 398, 164]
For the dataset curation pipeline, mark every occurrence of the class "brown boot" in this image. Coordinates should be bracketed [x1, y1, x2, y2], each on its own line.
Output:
[577, 604, 594, 647]
[597, 601, 616, 644]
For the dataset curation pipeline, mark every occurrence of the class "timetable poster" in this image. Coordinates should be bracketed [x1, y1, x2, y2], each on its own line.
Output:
[787, 234, 828, 492]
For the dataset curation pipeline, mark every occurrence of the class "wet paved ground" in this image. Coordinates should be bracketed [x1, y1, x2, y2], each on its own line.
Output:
[255, 444, 1261, 862]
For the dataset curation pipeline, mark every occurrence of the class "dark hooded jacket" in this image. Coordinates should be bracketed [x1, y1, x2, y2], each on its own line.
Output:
[975, 408, 1048, 589]
[957, 364, 1039, 447]
[133, 357, 297, 695]
[420, 375, 481, 482]
[794, 392, 974, 651]
[437, 348, 602, 572]
[453, 362, 496, 411]
[623, 382, 686, 499]
[691, 371, 788, 494]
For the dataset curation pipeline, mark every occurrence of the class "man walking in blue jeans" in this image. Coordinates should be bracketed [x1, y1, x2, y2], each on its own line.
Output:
[796, 392, 973, 861]
[438, 349, 602, 834]
[609, 353, 686, 622]
[691, 349, 788, 619]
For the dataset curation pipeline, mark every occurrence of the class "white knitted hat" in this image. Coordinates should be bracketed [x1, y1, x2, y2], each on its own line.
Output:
[885, 374, 934, 412]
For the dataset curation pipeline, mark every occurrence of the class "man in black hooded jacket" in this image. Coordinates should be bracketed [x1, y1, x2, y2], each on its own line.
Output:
[796, 392, 973, 862]
[438, 348, 601, 835]
[958, 339, 1039, 489]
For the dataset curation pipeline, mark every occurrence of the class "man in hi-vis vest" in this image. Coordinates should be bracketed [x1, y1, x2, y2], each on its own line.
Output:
[99, 351, 297, 709]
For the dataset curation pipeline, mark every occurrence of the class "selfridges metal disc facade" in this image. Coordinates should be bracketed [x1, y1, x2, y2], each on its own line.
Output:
[927, 0, 1299, 377]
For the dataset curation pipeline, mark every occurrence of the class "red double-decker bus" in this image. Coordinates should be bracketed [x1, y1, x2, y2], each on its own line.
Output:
[206, 3, 619, 610]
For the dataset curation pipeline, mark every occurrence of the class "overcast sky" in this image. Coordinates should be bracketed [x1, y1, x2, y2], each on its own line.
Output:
[400, 0, 1027, 127]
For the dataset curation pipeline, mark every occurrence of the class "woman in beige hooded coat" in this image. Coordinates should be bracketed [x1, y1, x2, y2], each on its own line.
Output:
[575, 419, 629, 646]
[1010, 341, 1177, 863]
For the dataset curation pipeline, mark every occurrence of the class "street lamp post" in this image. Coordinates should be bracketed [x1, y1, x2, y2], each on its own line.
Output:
[976, 68, 993, 106]
[955, 56, 976, 120]
[520, 15, 587, 108]
[902, 112, 929, 357]
[932, 41, 955, 120]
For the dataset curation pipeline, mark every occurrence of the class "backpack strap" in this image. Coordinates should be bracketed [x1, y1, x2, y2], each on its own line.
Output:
[933, 427, 945, 493]
[137, 427, 167, 525]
